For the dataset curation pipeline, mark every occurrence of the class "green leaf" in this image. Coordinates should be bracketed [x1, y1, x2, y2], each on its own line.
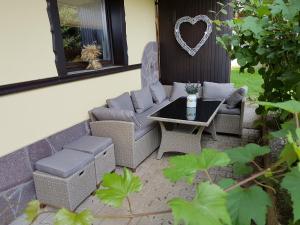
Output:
[281, 163, 300, 222]
[54, 209, 94, 225]
[220, 179, 271, 225]
[258, 100, 300, 113]
[220, 9, 228, 15]
[232, 162, 253, 176]
[24, 200, 40, 223]
[241, 16, 263, 35]
[257, 6, 271, 17]
[96, 168, 142, 207]
[216, 2, 224, 7]
[226, 144, 270, 164]
[271, 119, 296, 139]
[163, 149, 230, 183]
[169, 182, 231, 225]
[279, 133, 300, 166]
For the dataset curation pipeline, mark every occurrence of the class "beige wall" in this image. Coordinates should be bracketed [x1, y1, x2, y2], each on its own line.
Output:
[0, 0, 156, 157]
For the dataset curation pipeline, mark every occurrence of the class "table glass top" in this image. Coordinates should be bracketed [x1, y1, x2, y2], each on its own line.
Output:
[150, 98, 222, 123]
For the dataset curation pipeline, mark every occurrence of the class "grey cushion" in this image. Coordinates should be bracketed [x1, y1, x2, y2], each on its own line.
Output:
[35, 149, 93, 178]
[92, 107, 141, 128]
[131, 87, 154, 113]
[170, 82, 202, 102]
[226, 86, 248, 109]
[203, 82, 235, 101]
[218, 104, 241, 115]
[64, 136, 113, 156]
[150, 81, 167, 104]
[107, 92, 135, 111]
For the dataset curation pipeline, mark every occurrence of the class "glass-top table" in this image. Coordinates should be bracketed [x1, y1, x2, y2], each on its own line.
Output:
[149, 97, 223, 159]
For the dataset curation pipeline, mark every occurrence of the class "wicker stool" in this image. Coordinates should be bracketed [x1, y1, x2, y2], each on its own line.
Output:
[33, 149, 96, 210]
[64, 136, 116, 184]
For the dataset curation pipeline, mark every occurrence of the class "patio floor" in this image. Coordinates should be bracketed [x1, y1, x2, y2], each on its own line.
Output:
[11, 103, 260, 225]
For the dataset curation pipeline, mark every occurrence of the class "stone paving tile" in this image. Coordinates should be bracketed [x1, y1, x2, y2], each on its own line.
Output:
[13, 133, 255, 225]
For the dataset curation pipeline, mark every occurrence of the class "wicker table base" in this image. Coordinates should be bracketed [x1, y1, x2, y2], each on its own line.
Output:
[157, 121, 216, 159]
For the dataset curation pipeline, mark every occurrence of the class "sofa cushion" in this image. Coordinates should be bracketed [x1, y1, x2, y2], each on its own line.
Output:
[92, 107, 141, 128]
[150, 81, 167, 104]
[64, 136, 113, 156]
[131, 87, 154, 113]
[218, 104, 241, 115]
[170, 82, 202, 102]
[135, 124, 156, 141]
[203, 82, 235, 101]
[107, 92, 135, 111]
[226, 86, 248, 109]
[35, 149, 93, 178]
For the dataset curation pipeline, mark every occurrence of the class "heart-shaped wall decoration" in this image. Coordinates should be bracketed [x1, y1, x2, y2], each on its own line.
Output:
[174, 15, 212, 56]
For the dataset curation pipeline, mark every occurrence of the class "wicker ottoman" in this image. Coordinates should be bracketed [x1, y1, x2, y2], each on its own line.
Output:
[64, 136, 116, 184]
[33, 149, 96, 210]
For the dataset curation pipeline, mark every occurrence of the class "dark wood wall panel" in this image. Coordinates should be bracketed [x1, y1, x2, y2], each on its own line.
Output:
[158, 0, 232, 84]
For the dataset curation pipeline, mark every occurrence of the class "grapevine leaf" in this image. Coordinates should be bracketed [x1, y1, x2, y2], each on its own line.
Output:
[279, 132, 300, 166]
[163, 149, 230, 183]
[24, 200, 40, 222]
[258, 100, 300, 113]
[281, 163, 300, 222]
[270, 119, 296, 139]
[96, 168, 142, 207]
[54, 209, 93, 225]
[168, 182, 231, 225]
[226, 144, 270, 164]
[232, 162, 253, 176]
[219, 179, 271, 225]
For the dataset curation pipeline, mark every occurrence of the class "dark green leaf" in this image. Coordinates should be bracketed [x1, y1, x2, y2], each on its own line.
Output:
[281, 163, 300, 222]
[232, 162, 253, 176]
[96, 168, 142, 207]
[169, 182, 231, 225]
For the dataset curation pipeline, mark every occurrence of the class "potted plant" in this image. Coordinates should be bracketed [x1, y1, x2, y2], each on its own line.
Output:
[185, 82, 200, 107]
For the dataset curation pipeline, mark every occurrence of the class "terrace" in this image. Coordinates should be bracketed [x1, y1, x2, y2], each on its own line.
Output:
[1, 0, 299, 225]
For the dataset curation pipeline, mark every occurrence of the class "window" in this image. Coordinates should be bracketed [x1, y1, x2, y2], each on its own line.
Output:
[47, 0, 128, 76]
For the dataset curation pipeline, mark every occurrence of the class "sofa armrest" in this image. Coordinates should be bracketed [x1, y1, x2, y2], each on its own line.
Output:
[90, 121, 135, 167]
[163, 85, 173, 98]
[240, 97, 246, 131]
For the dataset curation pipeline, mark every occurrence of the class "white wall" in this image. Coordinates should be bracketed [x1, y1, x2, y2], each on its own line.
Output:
[0, 0, 156, 157]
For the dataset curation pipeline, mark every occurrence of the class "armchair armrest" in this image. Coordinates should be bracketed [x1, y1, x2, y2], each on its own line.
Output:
[90, 121, 135, 168]
[240, 97, 246, 131]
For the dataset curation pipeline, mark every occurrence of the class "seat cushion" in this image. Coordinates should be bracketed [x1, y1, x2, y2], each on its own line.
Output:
[203, 82, 235, 101]
[135, 125, 156, 141]
[107, 92, 135, 111]
[92, 107, 141, 129]
[131, 87, 154, 113]
[64, 136, 113, 156]
[150, 81, 167, 104]
[35, 149, 93, 178]
[218, 104, 241, 115]
[170, 82, 202, 102]
[226, 86, 248, 109]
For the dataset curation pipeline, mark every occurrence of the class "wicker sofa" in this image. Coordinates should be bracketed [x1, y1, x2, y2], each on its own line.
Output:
[89, 92, 170, 169]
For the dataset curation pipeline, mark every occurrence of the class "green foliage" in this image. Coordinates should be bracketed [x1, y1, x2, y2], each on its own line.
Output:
[259, 100, 300, 114]
[281, 163, 300, 222]
[271, 120, 297, 139]
[54, 209, 94, 225]
[213, 0, 300, 114]
[24, 200, 40, 222]
[96, 168, 142, 208]
[185, 82, 201, 95]
[232, 162, 253, 176]
[168, 182, 231, 225]
[219, 179, 271, 225]
[225, 144, 270, 164]
[163, 148, 230, 184]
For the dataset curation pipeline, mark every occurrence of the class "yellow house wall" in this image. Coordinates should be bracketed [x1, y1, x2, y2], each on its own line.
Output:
[0, 0, 156, 157]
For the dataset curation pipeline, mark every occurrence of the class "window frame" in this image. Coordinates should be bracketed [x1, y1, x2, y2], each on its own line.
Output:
[46, 0, 129, 76]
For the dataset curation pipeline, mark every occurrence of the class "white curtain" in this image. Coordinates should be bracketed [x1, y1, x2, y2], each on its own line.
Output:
[78, 0, 111, 60]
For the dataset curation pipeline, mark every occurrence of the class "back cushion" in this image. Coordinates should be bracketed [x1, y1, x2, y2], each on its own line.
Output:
[202, 82, 235, 101]
[131, 87, 154, 113]
[170, 82, 202, 102]
[150, 81, 167, 104]
[107, 92, 135, 111]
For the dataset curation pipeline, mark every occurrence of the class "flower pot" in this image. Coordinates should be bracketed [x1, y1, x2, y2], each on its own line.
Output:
[187, 94, 197, 108]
